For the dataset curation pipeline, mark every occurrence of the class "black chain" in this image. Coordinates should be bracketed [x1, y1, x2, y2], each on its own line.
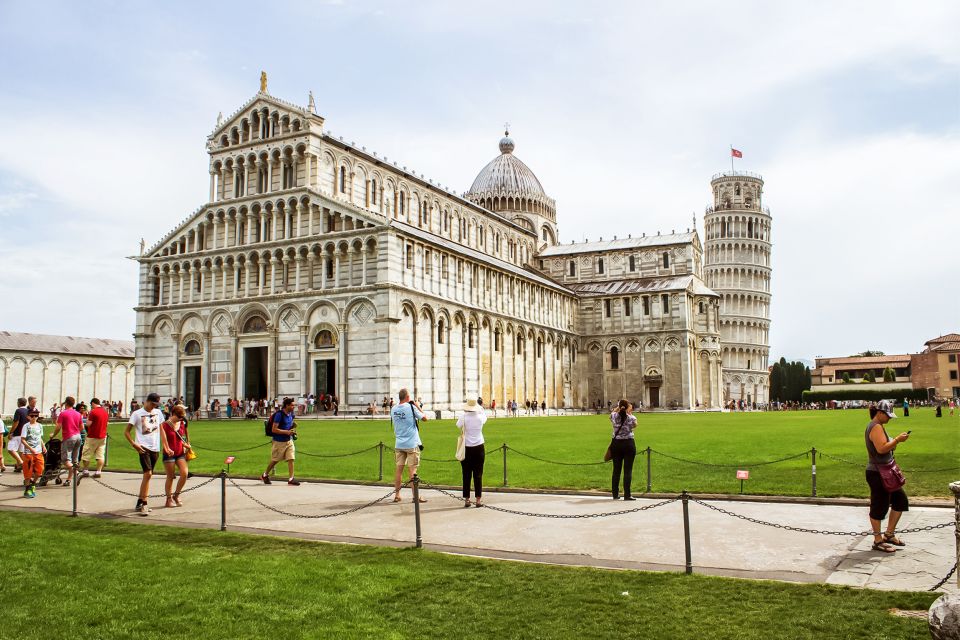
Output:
[690, 497, 953, 536]
[929, 561, 957, 592]
[819, 451, 960, 473]
[382, 445, 459, 463]
[651, 449, 810, 468]
[229, 478, 404, 519]
[189, 441, 272, 453]
[506, 446, 608, 466]
[296, 444, 381, 458]
[421, 480, 679, 518]
[91, 474, 220, 499]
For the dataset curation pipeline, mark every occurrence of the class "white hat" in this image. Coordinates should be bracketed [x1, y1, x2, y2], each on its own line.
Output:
[463, 398, 480, 412]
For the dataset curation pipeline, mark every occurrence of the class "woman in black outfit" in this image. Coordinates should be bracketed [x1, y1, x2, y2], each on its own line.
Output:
[610, 399, 637, 500]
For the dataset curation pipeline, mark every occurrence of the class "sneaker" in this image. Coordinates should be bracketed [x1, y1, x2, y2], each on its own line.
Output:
[29, 486, 37, 498]
[287, 479, 300, 486]
[23, 489, 31, 498]
[63, 480, 71, 487]
[81, 470, 90, 478]
[261, 473, 272, 485]
[137, 503, 151, 516]
[93, 471, 102, 478]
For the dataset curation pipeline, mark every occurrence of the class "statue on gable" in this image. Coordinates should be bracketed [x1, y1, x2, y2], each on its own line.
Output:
[216, 111, 223, 127]
[260, 71, 268, 93]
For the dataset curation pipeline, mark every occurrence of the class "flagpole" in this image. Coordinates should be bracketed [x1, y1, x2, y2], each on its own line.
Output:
[730, 144, 734, 173]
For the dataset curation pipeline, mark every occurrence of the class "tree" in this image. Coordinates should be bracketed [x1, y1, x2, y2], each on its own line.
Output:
[769, 361, 784, 402]
[842, 372, 851, 384]
[882, 367, 896, 383]
[770, 359, 812, 402]
[851, 350, 885, 357]
[862, 370, 876, 383]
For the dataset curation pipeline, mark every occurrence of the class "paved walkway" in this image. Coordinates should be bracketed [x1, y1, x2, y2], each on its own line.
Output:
[1, 472, 955, 593]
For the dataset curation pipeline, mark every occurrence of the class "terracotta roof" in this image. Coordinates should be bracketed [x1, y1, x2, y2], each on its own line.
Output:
[929, 341, 960, 352]
[0, 331, 134, 359]
[815, 355, 912, 367]
[925, 333, 960, 346]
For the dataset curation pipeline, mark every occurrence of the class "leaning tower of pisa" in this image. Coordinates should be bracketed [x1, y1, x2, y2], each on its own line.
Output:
[703, 171, 772, 406]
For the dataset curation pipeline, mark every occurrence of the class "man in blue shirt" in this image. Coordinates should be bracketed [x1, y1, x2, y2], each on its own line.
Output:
[391, 388, 428, 502]
[260, 397, 300, 486]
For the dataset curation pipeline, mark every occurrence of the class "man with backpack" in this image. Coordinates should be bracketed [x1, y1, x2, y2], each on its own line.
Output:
[260, 397, 300, 486]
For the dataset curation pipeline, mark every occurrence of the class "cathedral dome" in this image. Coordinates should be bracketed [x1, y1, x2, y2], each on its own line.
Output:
[468, 131, 547, 198]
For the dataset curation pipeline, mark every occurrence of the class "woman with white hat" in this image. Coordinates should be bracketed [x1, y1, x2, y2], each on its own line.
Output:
[457, 398, 487, 507]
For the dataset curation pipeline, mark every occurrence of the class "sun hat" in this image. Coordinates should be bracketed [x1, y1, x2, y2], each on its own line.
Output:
[877, 400, 896, 419]
[463, 399, 480, 412]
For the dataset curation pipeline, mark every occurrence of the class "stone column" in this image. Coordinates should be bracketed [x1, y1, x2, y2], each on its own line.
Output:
[171, 332, 181, 400]
[294, 203, 302, 239]
[304, 154, 312, 189]
[307, 255, 316, 290]
[177, 271, 184, 304]
[307, 204, 314, 237]
[300, 325, 310, 396]
[335, 252, 342, 288]
[280, 256, 290, 292]
[264, 258, 272, 296]
[201, 265, 211, 301]
[209, 170, 216, 202]
[294, 256, 302, 291]
[265, 158, 273, 194]
[361, 246, 368, 286]
[158, 273, 165, 306]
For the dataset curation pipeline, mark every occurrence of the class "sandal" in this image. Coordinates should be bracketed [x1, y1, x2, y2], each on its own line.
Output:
[415, 497, 428, 503]
[392, 493, 402, 503]
[474, 500, 483, 508]
[883, 533, 906, 547]
[463, 499, 472, 508]
[165, 496, 175, 508]
[871, 540, 896, 553]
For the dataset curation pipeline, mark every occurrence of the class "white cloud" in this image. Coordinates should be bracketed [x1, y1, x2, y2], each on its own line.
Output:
[0, 190, 37, 215]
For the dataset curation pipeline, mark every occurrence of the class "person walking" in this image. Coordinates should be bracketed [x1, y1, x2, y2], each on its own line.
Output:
[7, 397, 29, 472]
[51, 396, 84, 487]
[160, 404, 192, 507]
[0, 416, 6, 473]
[865, 400, 910, 552]
[125, 392, 164, 515]
[609, 399, 638, 500]
[81, 398, 109, 478]
[390, 388, 427, 503]
[457, 399, 487, 507]
[19, 409, 45, 498]
[260, 397, 300, 486]
[901, 398, 909, 418]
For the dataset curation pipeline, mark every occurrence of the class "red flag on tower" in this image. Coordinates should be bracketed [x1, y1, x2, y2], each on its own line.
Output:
[731, 148, 743, 158]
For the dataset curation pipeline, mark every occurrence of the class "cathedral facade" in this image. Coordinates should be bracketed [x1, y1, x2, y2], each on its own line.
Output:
[133, 85, 771, 411]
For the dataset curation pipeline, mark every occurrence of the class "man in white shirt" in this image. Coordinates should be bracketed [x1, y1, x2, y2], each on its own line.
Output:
[125, 392, 164, 515]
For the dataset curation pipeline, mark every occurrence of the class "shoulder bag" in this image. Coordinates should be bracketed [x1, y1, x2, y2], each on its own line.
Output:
[455, 421, 466, 462]
[604, 416, 629, 462]
[871, 425, 905, 492]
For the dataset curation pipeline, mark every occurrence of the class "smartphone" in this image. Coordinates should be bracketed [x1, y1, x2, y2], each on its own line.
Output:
[906, 430, 911, 434]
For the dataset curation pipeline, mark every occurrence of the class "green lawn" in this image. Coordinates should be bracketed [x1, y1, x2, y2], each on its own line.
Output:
[89, 408, 959, 498]
[1, 512, 937, 640]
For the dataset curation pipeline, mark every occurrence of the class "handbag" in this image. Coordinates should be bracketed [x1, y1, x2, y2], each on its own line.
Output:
[876, 458, 905, 492]
[455, 425, 466, 461]
[176, 428, 197, 461]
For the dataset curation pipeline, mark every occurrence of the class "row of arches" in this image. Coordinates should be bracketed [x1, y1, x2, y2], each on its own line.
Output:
[705, 266, 772, 294]
[704, 213, 771, 241]
[0, 355, 134, 417]
[704, 242, 771, 268]
[149, 237, 379, 306]
[216, 107, 305, 148]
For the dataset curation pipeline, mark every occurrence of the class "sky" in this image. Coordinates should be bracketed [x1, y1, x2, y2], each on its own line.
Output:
[0, 0, 957, 362]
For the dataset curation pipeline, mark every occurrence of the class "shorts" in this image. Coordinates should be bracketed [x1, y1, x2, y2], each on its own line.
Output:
[162, 452, 186, 463]
[394, 448, 421, 468]
[138, 450, 159, 472]
[7, 436, 21, 453]
[22, 453, 44, 481]
[61, 435, 82, 464]
[81, 437, 107, 464]
[271, 440, 295, 463]
[865, 469, 909, 521]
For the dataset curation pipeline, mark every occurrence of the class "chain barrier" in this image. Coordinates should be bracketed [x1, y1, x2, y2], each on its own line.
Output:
[228, 478, 405, 519]
[690, 497, 953, 536]
[190, 441, 272, 453]
[505, 446, 608, 466]
[91, 474, 220, 499]
[296, 444, 381, 459]
[421, 480, 679, 518]
[818, 451, 960, 474]
[382, 445, 458, 463]
[929, 561, 957, 592]
[651, 449, 810, 468]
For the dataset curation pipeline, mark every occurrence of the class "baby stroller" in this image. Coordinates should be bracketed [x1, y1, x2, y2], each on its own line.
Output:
[36, 438, 64, 487]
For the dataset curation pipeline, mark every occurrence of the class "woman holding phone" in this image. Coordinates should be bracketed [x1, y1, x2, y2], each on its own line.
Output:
[865, 400, 910, 552]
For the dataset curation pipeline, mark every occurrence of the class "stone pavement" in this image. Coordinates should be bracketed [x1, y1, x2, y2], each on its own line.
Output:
[0, 471, 955, 594]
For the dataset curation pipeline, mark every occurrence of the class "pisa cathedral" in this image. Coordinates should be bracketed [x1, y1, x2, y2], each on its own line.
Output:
[134, 82, 772, 412]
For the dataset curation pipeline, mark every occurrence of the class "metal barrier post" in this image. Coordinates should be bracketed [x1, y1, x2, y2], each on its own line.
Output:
[810, 447, 817, 497]
[220, 470, 227, 531]
[104, 434, 109, 467]
[646, 446, 652, 493]
[951, 481, 960, 589]
[378, 441, 384, 482]
[681, 490, 693, 575]
[502, 443, 508, 487]
[71, 471, 78, 517]
[412, 475, 423, 548]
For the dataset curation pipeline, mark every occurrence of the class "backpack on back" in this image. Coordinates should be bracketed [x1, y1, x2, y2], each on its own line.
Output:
[264, 411, 282, 437]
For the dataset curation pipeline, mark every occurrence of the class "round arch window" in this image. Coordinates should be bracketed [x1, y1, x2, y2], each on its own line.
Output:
[184, 340, 202, 356]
